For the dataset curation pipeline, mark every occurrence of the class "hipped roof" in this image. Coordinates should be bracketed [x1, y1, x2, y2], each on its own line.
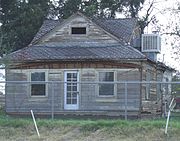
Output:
[7, 44, 146, 62]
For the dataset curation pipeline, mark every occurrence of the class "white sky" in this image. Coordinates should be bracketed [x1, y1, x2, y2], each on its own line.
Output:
[140, 0, 180, 71]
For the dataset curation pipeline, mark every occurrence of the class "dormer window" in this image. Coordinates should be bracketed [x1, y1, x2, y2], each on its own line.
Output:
[71, 27, 86, 34]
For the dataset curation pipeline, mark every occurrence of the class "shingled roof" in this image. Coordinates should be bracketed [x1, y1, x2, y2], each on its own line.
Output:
[93, 18, 137, 43]
[30, 13, 137, 45]
[6, 12, 145, 63]
[30, 19, 61, 45]
[7, 44, 146, 62]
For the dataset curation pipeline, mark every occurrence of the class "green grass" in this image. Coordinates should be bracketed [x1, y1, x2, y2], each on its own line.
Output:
[0, 109, 180, 141]
[0, 109, 180, 130]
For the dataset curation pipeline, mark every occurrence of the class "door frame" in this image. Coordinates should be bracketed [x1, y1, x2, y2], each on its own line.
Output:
[64, 71, 79, 110]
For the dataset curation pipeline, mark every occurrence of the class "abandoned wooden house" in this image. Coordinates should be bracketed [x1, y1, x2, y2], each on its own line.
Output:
[4, 12, 173, 118]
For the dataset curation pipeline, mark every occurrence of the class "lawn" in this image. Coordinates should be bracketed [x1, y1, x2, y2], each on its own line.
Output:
[0, 109, 180, 141]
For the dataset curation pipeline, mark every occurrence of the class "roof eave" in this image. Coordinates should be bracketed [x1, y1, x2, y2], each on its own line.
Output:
[7, 58, 147, 64]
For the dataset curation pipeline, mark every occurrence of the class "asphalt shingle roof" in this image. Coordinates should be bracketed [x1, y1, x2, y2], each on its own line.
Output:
[93, 18, 137, 43]
[8, 13, 145, 63]
[30, 17, 137, 45]
[7, 45, 146, 62]
[30, 19, 61, 45]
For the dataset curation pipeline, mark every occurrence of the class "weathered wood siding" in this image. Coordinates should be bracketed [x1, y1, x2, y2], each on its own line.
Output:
[141, 62, 162, 115]
[117, 69, 141, 110]
[6, 70, 28, 113]
[11, 61, 142, 70]
[6, 66, 141, 116]
[38, 15, 119, 45]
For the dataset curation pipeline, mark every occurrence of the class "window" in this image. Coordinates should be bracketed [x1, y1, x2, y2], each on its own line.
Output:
[31, 72, 46, 96]
[71, 27, 86, 34]
[99, 72, 114, 96]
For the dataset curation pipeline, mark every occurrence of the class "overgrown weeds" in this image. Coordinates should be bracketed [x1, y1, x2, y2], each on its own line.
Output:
[0, 109, 180, 141]
[0, 108, 180, 130]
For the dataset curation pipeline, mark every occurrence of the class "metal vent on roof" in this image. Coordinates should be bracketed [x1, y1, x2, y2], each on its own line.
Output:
[141, 34, 161, 53]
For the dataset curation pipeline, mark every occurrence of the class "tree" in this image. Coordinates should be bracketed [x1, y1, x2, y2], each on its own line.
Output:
[54, 0, 146, 19]
[137, 0, 156, 34]
[53, 0, 100, 19]
[0, 0, 50, 56]
[159, 0, 180, 69]
[122, 0, 145, 18]
[0, 0, 169, 57]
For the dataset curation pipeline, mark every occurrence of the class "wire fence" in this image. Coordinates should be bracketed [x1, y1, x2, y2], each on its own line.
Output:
[0, 81, 180, 119]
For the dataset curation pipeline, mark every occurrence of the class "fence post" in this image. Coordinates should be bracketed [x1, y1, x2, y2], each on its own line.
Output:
[31, 110, 40, 137]
[125, 82, 127, 120]
[51, 82, 54, 120]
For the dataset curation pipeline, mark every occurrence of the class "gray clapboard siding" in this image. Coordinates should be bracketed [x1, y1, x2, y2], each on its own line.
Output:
[39, 15, 119, 45]
[79, 69, 140, 111]
[6, 68, 141, 116]
[48, 71, 64, 111]
[6, 70, 29, 112]
[140, 62, 162, 115]
[80, 69, 96, 110]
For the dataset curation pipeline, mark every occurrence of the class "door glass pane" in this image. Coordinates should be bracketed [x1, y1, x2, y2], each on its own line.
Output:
[67, 92, 71, 97]
[72, 92, 77, 98]
[72, 99, 77, 104]
[67, 85, 71, 91]
[73, 73, 77, 78]
[67, 99, 71, 104]
[73, 86, 77, 91]
[67, 73, 71, 78]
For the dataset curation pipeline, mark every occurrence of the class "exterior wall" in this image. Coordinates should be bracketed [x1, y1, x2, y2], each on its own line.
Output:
[141, 62, 162, 116]
[6, 63, 141, 116]
[161, 70, 173, 115]
[37, 15, 119, 45]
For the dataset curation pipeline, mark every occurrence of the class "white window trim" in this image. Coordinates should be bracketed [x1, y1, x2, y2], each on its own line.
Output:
[29, 70, 48, 98]
[97, 71, 117, 97]
[64, 70, 79, 110]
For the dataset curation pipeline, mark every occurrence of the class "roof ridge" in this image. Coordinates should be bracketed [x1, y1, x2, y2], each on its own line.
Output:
[92, 17, 137, 21]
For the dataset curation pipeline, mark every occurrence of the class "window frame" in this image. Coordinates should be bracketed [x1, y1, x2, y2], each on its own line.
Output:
[70, 25, 88, 36]
[98, 71, 116, 97]
[29, 70, 48, 97]
[71, 27, 87, 35]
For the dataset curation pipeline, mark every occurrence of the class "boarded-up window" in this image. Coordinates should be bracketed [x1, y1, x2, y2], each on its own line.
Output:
[31, 72, 46, 96]
[99, 72, 114, 96]
[71, 27, 86, 34]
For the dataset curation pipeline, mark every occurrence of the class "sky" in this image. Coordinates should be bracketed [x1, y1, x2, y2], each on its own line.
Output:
[140, 0, 180, 71]
[115, 0, 179, 71]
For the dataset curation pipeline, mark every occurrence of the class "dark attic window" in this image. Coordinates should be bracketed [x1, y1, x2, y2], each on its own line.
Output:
[71, 27, 86, 34]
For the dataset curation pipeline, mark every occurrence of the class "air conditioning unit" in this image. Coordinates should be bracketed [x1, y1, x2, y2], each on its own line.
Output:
[141, 34, 161, 53]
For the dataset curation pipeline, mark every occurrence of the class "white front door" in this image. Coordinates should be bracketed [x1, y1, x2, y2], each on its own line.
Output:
[64, 71, 79, 110]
